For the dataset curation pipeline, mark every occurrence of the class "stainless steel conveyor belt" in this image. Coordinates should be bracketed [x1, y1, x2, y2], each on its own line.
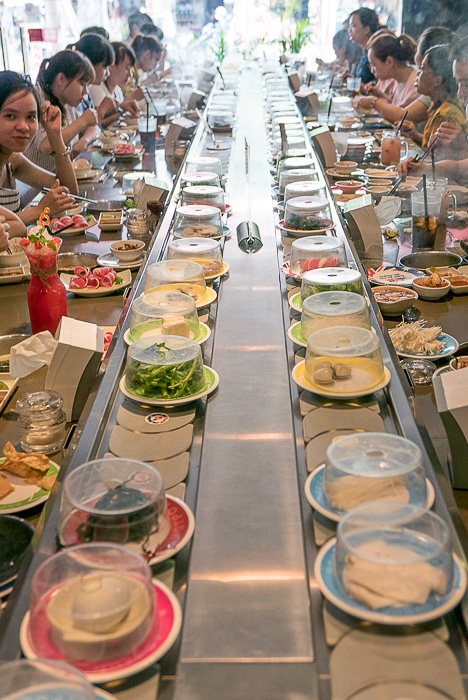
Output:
[2, 64, 468, 700]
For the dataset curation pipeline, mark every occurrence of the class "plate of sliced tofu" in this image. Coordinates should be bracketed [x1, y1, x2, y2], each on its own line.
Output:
[0, 442, 59, 514]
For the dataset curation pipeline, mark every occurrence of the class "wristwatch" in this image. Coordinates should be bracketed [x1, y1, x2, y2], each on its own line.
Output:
[369, 97, 378, 110]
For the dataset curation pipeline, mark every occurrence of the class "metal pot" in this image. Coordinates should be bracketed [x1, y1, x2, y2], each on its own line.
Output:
[86, 200, 125, 214]
[399, 250, 463, 269]
[0, 333, 30, 371]
[57, 252, 98, 273]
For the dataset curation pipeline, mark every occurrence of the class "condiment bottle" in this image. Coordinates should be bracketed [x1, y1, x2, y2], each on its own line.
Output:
[16, 390, 66, 453]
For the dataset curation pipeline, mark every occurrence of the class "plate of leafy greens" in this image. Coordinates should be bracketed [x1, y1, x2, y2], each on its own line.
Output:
[119, 366, 219, 406]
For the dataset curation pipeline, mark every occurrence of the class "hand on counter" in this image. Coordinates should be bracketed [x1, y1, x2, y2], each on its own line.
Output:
[0, 216, 10, 252]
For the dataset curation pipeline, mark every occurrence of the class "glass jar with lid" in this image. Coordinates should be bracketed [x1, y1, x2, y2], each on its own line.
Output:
[168, 237, 223, 276]
[16, 390, 66, 453]
[125, 209, 152, 239]
[173, 204, 223, 238]
[284, 196, 333, 232]
[180, 185, 226, 212]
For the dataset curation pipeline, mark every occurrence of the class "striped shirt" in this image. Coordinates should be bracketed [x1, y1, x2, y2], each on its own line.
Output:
[0, 163, 21, 212]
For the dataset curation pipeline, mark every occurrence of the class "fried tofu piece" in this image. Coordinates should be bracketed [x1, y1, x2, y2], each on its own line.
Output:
[0, 473, 14, 500]
[25, 472, 56, 492]
[1, 441, 51, 479]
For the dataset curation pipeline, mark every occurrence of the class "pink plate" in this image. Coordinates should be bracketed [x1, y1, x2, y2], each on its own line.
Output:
[280, 260, 301, 281]
[149, 495, 195, 565]
[20, 579, 182, 683]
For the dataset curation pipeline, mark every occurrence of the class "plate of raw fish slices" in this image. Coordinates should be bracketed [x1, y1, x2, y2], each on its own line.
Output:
[60, 266, 132, 296]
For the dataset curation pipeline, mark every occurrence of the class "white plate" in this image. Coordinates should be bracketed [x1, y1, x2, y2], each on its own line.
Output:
[0, 374, 18, 415]
[112, 145, 144, 160]
[97, 252, 145, 270]
[368, 265, 424, 287]
[394, 332, 459, 360]
[292, 361, 391, 399]
[119, 366, 219, 406]
[52, 215, 98, 236]
[304, 465, 436, 523]
[314, 538, 467, 626]
[61, 268, 132, 297]
[277, 219, 335, 235]
[364, 167, 398, 179]
[0, 263, 31, 284]
[0, 458, 59, 514]
[172, 225, 231, 241]
[326, 167, 364, 179]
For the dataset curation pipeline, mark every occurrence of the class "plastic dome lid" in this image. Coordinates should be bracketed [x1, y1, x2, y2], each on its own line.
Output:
[2, 660, 96, 700]
[285, 181, 325, 197]
[302, 267, 361, 286]
[182, 185, 223, 197]
[168, 237, 221, 257]
[286, 195, 330, 214]
[128, 335, 201, 366]
[181, 172, 219, 185]
[176, 204, 221, 220]
[186, 155, 222, 168]
[307, 326, 380, 357]
[327, 432, 423, 478]
[303, 290, 366, 318]
[292, 236, 344, 255]
[272, 116, 301, 126]
[280, 157, 315, 170]
[146, 259, 205, 283]
[132, 291, 197, 319]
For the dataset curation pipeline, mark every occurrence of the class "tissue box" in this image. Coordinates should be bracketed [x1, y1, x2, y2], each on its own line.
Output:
[45, 317, 104, 421]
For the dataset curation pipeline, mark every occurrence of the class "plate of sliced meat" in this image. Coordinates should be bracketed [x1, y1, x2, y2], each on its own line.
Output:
[61, 267, 132, 296]
[49, 214, 97, 235]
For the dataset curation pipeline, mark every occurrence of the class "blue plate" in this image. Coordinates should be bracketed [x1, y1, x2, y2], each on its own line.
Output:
[314, 538, 466, 625]
[368, 265, 425, 287]
[305, 465, 435, 523]
[395, 332, 459, 360]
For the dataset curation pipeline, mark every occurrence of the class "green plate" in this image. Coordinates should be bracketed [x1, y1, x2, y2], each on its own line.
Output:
[120, 366, 220, 406]
[287, 321, 307, 348]
[126, 321, 210, 345]
[0, 459, 58, 514]
[289, 292, 302, 312]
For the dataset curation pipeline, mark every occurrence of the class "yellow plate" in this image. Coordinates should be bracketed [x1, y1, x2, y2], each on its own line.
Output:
[292, 360, 391, 399]
[205, 261, 230, 281]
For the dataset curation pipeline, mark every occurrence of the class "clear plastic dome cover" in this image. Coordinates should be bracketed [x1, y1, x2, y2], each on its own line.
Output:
[2, 659, 96, 700]
[180, 185, 226, 211]
[185, 155, 223, 177]
[278, 156, 315, 176]
[168, 237, 223, 276]
[272, 136, 307, 152]
[181, 171, 221, 188]
[304, 326, 384, 394]
[301, 291, 370, 340]
[144, 260, 206, 302]
[125, 335, 205, 399]
[173, 204, 223, 239]
[324, 432, 427, 512]
[272, 116, 302, 128]
[59, 458, 169, 557]
[301, 267, 364, 301]
[284, 181, 327, 204]
[279, 168, 318, 194]
[284, 195, 332, 231]
[207, 111, 234, 129]
[290, 236, 347, 276]
[335, 503, 453, 609]
[27, 543, 156, 664]
[129, 291, 199, 342]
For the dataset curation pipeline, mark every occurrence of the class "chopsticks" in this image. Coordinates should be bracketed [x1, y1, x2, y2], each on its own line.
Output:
[41, 188, 98, 204]
[387, 137, 438, 196]
[395, 110, 408, 136]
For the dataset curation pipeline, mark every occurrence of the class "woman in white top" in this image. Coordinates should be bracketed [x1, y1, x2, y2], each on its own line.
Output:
[26, 50, 98, 172]
[131, 35, 163, 88]
[0, 72, 76, 225]
[89, 43, 142, 115]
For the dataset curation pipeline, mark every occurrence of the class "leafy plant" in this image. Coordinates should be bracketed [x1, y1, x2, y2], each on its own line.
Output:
[287, 19, 311, 54]
[210, 28, 227, 64]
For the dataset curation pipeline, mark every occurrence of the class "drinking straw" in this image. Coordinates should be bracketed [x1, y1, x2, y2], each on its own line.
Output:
[431, 149, 436, 188]
[146, 102, 149, 132]
[327, 96, 333, 125]
[395, 110, 408, 136]
[422, 173, 429, 220]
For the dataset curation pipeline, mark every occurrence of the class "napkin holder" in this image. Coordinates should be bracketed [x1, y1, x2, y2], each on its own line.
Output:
[134, 177, 170, 210]
[309, 126, 337, 168]
[433, 368, 468, 489]
[165, 117, 196, 156]
[343, 195, 384, 264]
[186, 89, 206, 110]
[288, 71, 301, 92]
[45, 317, 104, 422]
[295, 89, 320, 116]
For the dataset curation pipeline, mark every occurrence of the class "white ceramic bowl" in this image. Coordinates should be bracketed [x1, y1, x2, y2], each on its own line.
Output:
[334, 161, 358, 176]
[110, 240, 145, 261]
[372, 285, 418, 315]
[412, 277, 450, 300]
[449, 355, 468, 370]
[0, 237, 27, 267]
